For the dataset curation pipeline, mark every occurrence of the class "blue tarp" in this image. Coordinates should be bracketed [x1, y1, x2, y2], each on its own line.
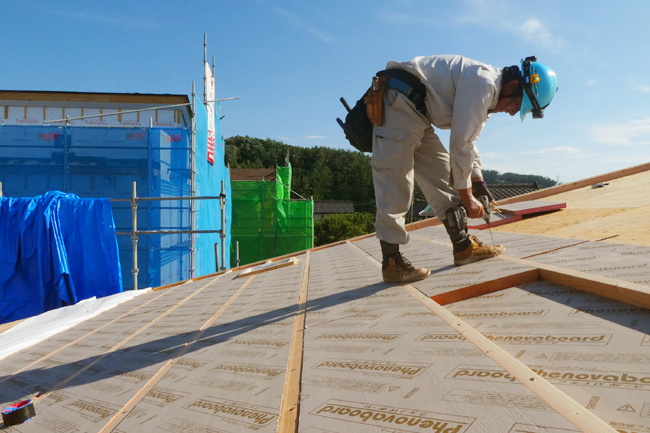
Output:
[0, 191, 122, 324]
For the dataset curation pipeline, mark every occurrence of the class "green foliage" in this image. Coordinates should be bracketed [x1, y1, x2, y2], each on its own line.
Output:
[482, 169, 557, 188]
[314, 213, 376, 247]
[225, 136, 559, 215]
[225, 136, 376, 213]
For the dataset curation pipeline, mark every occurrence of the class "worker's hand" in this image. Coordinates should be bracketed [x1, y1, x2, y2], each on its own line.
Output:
[472, 179, 495, 203]
[459, 188, 485, 219]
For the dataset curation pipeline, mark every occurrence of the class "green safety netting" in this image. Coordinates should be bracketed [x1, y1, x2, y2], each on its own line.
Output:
[230, 163, 313, 266]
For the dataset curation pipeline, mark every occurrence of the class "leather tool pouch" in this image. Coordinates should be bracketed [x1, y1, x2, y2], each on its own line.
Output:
[364, 76, 390, 127]
[340, 94, 374, 153]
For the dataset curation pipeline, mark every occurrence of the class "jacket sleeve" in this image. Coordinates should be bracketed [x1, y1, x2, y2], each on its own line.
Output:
[449, 66, 497, 189]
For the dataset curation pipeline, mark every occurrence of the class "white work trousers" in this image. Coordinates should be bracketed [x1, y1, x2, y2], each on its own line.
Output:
[372, 88, 460, 244]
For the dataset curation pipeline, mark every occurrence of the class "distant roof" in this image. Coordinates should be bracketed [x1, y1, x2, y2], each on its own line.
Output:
[488, 182, 542, 201]
[0, 90, 189, 106]
[314, 200, 355, 214]
[230, 168, 277, 181]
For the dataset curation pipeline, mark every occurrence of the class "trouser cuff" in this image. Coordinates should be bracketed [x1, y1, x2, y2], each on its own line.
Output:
[380, 240, 400, 269]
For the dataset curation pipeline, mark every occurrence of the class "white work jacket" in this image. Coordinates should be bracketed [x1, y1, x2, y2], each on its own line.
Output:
[386, 55, 502, 190]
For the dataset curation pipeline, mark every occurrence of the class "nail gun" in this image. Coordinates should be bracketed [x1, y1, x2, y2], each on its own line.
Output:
[476, 195, 497, 247]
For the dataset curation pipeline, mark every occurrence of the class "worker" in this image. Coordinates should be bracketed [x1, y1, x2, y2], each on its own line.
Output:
[370, 55, 558, 283]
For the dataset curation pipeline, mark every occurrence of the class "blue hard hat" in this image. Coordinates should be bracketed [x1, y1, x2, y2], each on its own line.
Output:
[520, 59, 558, 122]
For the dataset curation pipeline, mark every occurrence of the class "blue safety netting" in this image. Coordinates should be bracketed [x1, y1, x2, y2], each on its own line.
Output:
[0, 118, 231, 292]
[195, 100, 232, 271]
[0, 191, 122, 324]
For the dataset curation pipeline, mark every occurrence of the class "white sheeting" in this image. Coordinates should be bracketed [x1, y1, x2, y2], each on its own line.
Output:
[0, 289, 151, 361]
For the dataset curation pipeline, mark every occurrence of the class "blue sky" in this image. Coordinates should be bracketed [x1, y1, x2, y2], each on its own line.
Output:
[3, 0, 650, 183]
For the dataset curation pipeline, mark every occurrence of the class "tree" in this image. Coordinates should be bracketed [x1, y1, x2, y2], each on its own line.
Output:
[482, 169, 557, 188]
[225, 135, 558, 215]
[314, 213, 376, 247]
[225, 136, 376, 213]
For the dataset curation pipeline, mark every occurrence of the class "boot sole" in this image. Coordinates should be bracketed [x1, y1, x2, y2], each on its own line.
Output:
[383, 270, 431, 284]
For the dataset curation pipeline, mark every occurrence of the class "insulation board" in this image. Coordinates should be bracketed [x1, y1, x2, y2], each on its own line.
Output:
[528, 241, 650, 286]
[354, 236, 537, 299]
[447, 279, 650, 432]
[104, 261, 305, 433]
[297, 243, 579, 433]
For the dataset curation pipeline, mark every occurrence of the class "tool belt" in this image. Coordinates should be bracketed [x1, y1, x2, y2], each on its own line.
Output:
[337, 69, 427, 153]
[366, 69, 427, 126]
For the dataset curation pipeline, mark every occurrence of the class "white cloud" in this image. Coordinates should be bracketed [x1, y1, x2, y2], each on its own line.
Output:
[524, 146, 582, 156]
[38, 7, 158, 30]
[632, 85, 650, 93]
[520, 19, 560, 49]
[480, 152, 513, 160]
[380, 2, 563, 50]
[305, 135, 326, 139]
[277, 136, 299, 143]
[453, 1, 563, 50]
[591, 117, 650, 145]
[271, 7, 333, 42]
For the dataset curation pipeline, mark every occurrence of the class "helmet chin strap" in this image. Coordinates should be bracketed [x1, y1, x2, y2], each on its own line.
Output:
[520, 56, 545, 119]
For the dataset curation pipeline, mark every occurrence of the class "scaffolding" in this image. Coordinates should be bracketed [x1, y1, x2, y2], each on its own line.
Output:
[230, 163, 313, 266]
[111, 181, 227, 290]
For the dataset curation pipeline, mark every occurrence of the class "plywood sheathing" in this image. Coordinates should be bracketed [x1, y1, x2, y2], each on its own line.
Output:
[496, 162, 650, 206]
[399, 162, 650, 236]
[297, 243, 582, 433]
[498, 201, 567, 216]
[492, 169, 650, 246]
[447, 279, 650, 431]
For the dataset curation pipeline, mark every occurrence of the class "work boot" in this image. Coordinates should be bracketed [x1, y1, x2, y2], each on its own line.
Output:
[382, 253, 430, 283]
[453, 235, 505, 266]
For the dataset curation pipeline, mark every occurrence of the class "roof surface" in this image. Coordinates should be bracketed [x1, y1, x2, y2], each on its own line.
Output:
[0, 90, 189, 105]
[487, 182, 541, 201]
[0, 163, 649, 432]
[492, 165, 650, 246]
[314, 200, 355, 214]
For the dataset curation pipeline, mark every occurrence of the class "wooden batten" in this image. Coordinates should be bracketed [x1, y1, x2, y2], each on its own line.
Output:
[277, 252, 310, 432]
[97, 275, 254, 432]
[346, 240, 618, 433]
[500, 255, 650, 310]
[431, 268, 540, 305]
[496, 162, 650, 205]
[402, 284, 618, 433]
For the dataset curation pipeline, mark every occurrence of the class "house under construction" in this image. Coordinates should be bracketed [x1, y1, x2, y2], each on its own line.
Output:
[0, 162, 649, 433]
